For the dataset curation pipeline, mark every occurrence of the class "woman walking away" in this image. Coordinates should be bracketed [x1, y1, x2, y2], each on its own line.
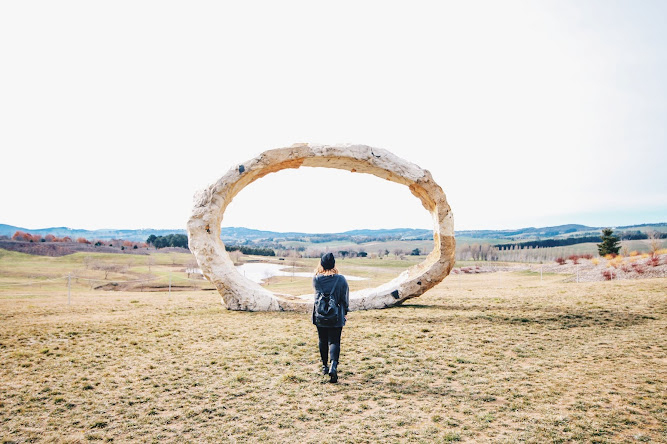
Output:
[313, 252, 349, 383]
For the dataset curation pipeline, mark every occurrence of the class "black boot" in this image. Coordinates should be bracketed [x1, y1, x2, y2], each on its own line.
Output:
[321, 362, 329, 376]
[329, 361, 338, 383]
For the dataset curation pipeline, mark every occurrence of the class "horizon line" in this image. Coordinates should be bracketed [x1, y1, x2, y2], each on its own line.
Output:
[2, 221, 666, 235]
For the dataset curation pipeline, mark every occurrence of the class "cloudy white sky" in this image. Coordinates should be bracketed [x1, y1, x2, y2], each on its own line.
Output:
[1, 1, 665, 233]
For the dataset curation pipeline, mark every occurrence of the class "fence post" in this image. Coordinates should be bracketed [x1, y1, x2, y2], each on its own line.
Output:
[67, 273, 71, 305]
[169, 273, 172, 295]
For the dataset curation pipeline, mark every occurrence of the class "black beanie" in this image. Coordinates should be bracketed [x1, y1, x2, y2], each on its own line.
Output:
[320, 252, 335, 270]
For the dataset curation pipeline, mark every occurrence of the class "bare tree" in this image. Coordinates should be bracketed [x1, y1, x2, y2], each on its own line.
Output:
[186, 257, 199, 278]
[647, 230, 664, 255]
[229, 250, 242, 265]
[287, 249, 300, 281]
[621, 244, 630, 257]
[92, 262, 121, 280]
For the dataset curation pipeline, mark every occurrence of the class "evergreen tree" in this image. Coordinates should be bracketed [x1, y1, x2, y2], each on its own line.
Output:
[597, 228, 620, 256]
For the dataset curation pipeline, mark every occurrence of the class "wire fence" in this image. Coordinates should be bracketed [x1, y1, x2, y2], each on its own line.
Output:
[0, 275, 70, 287]
[2, 260, 663, 306]
[0, 274, 206, 287]
[0, 272, 213, 305]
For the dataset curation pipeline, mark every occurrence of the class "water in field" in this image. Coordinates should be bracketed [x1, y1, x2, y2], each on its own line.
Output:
[235, 262, 366, 284]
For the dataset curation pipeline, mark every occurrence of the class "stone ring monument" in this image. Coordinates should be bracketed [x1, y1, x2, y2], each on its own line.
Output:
[187, 143, 455, 311]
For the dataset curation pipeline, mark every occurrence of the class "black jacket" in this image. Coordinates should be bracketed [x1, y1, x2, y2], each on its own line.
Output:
[312, 274, 349, 328]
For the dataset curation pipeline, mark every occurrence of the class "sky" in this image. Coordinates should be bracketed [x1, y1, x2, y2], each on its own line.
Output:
[1, 0, 665, 233]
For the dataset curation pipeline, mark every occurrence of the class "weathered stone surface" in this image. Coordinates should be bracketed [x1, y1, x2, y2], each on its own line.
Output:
[187, 144, 455, 311]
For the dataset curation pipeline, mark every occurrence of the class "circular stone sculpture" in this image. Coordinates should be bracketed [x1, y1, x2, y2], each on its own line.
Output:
[187, 143, 455, 311]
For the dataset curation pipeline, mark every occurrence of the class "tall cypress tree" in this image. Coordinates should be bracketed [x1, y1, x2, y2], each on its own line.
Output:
[597, 228, 620, 256]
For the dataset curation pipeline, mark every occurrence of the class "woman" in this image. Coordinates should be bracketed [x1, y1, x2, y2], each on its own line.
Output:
[312, 252, 349, 383]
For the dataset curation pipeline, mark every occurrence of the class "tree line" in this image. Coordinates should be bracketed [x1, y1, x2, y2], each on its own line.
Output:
[225, 245, 275, 256]
[283, 233, 432, 244]
[11, 231, 147, 249]
[496, 236, 603, 250]
[496, 230, 665, 250]
[12, 231, 73, 243]
[146, 234, 188, 249]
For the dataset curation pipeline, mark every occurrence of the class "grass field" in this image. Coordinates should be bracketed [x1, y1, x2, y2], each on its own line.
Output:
[1, 251, 666, 442]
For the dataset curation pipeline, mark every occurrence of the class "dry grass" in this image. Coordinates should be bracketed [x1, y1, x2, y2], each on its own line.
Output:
[1, 253, 666, 443]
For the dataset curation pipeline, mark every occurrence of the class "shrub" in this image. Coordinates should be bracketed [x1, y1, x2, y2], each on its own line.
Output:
[601, 270, 615, 281]
[609, 257, 624, 268]
[581, 254, 593, 260]
[568, 255, 580, 265]
[632, 263, 646, 274]
[555, 257, 566, 265]
[591, 258, 600, 265]
[12, 231, 28, 241]
[647, 256, 660, 267]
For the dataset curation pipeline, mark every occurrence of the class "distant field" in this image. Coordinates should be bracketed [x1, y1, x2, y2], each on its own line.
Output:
[277, 239, 435, 255]
[1, 249, 665, 442]
[454, 236, 506, 246]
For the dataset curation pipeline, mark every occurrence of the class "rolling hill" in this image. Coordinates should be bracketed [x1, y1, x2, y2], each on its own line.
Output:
[1, 222, 665, 245]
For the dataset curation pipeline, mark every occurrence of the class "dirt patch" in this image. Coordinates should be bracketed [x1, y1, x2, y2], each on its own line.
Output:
[93, 282, 200, 292]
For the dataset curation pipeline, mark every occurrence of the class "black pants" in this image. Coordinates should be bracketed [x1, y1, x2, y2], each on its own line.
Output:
[317, 326, 343, 364]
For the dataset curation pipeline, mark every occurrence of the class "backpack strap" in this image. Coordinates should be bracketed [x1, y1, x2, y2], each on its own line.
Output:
[329, 275, 340, 302]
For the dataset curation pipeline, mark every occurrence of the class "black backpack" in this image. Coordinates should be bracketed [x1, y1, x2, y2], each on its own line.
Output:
[314, 275, 340, 326]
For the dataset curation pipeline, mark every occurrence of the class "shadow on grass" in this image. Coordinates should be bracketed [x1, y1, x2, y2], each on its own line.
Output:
[392, 304, 658, 329]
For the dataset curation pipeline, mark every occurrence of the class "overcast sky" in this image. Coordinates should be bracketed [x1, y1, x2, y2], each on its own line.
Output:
[1, 1, 665, 233]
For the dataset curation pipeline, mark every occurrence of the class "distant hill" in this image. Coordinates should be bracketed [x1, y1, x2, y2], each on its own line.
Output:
[456, 224, 599, 240]
[0, 224, 186, 243]
[1, 222, 665, 244]
[0, 224, 434, 243]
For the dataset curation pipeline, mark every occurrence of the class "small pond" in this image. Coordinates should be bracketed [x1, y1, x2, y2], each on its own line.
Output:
[235, 262, 366, 284]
